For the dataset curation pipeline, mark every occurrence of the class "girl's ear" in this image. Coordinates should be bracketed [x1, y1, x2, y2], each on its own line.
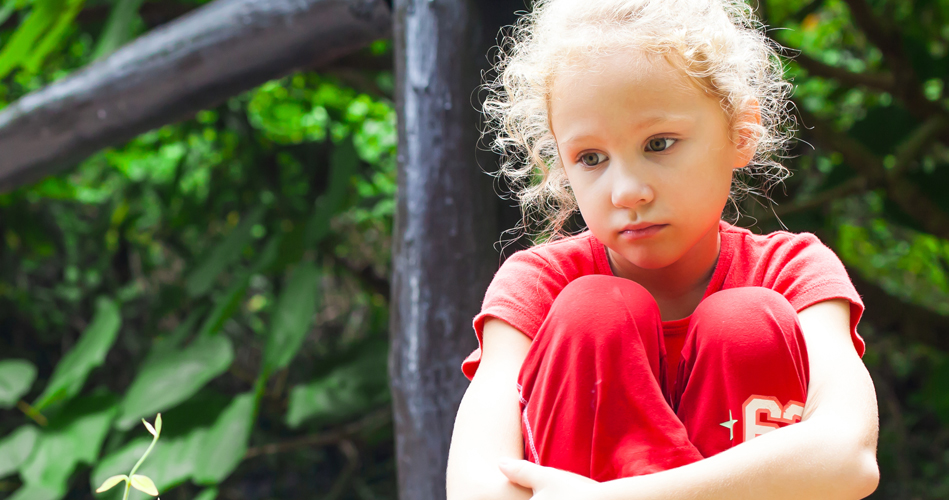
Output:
[731, 98, 762, 170]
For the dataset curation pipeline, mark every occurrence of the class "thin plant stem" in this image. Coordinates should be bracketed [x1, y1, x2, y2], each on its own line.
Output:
[129, 430, 160, 477]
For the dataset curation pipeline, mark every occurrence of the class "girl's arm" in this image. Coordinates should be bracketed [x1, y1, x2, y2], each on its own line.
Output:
[502, 299, 880, 499]
[446, 318, 534, 500]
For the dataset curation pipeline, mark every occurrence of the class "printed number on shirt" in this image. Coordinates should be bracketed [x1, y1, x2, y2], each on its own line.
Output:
[742, 395, 805, 442]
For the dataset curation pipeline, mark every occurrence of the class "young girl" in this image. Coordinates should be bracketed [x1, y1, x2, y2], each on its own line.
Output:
[446, 0, 879, 499]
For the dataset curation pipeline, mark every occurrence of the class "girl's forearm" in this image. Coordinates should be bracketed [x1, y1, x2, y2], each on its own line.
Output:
[596, 417, 878, 500]
[448, 466, 532, 500]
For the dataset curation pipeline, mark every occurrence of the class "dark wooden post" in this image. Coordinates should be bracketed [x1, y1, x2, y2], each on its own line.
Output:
[389, 0, 513, 498]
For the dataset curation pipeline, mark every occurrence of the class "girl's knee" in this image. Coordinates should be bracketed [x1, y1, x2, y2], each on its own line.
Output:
[540, 275, 660, 350]
[691, 287, 802, 355]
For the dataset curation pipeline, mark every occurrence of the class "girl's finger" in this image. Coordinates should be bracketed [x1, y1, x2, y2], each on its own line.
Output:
[498, 458, 540, 488]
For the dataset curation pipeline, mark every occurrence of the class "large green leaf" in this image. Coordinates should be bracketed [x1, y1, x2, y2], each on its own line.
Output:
[90, 0, 146, 60]
[194, 487, 218, 500]
[262, 263, 321, 374]
[0, 359, 36, 408]
[194, 272, 250, 338]
[192, 393, 255, 485]
[21, 0, 85, 73]
[7, 482, 63, 500]
[305, 140, 358, 245]
[0, 0, 62, 80]
[286, 341, 389, 428]
[0, 426, 39, 478]
[0, 0, 18, 28]
[185, 206, 265, 298]
[34, 297, 121, 410]
[19, 396, 117, 494]
[117, 335, 234, 429]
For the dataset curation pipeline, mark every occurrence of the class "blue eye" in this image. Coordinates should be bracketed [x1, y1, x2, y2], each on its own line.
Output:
[579, 152, 607, 166]
[646, 138, 676, 152]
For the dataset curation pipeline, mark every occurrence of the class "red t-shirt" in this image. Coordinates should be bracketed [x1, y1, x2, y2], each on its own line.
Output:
[462, 220, 865, 381]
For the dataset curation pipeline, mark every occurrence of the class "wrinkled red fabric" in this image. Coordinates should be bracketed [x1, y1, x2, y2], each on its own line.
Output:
[516, 276, 809, 480]
[463, 221, 864, 380]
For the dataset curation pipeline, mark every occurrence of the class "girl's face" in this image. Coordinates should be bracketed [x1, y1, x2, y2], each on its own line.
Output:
[550, 50, 755, 273]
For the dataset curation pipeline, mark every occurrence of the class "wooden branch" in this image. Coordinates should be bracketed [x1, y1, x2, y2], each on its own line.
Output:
[841, 0, 933, 120]
[790, 50, 895, 93]
[243, 407, 390, 459]
[797, 107, 949, 240]
[848, 269, 949, 352]
[754, 176, 867, 225]
[0, 0, 392, 192]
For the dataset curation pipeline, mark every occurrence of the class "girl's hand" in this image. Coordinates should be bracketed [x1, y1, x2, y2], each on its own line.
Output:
[498, 459, 601, 499]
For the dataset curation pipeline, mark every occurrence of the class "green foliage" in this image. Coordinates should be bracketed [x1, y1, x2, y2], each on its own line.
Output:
[117, 336, 234, 430]
[0, 426, 39, 478]
[286, 340, 389, 429]
[0, 361, 36, 409]
[261, 263, 321, 375]
[191, 393, 254, 485]
[0, 2, 397, 497]
[33, 298, 121, 410]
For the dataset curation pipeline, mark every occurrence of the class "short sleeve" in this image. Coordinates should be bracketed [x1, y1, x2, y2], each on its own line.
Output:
[462, 249, 576, 380]
[767, 233, 866, 356]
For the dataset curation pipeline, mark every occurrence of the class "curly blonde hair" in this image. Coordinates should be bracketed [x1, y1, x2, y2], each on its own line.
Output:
[482, 0, 796, 239]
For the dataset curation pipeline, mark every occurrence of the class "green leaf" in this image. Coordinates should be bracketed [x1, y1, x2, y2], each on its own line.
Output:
[33, 297, 121, 410]
[0, 426, 39, 478]
[192, 393, 255, 485]
[22, 0, 85, 73]
[93, 429, 206, 497]
[90, 0, 146, 60]
[95, 474, 128, 493]
[194, 488, 218, 500]
[0, 359, 36, 408]
[7, 482, 63, 500]
[186, 206, 265, 297]
[286, 341, 389, 428]
[0, 0, 18, 27]
[117, 335, 234, 429]
[143, 307, 206, 366]
[90, 438, 149, 493]
[20, 398, 116, 492]
[0, 0, 62, 80]
[305, 140, 358, 246]
[262, 263, 321, 373]
[130, 474, 158, 496]
[194, 272, 250, 338]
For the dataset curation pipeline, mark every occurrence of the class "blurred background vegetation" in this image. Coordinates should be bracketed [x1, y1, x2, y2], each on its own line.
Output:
[0, 0, 946, 499]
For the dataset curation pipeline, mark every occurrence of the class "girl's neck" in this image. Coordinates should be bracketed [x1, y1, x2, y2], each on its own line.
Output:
[607, 222, 721, 316]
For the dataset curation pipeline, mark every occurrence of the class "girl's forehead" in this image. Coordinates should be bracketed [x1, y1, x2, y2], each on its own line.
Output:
[550, 49, 702, 104]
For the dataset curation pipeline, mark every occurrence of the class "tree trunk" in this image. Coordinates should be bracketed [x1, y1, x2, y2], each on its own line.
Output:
[389, 0, 514, 498]
[0, 0, 391, 191]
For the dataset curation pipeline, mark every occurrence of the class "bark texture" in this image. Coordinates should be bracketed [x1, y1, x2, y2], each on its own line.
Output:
[0, 0, 391, 191]
[390, 0, 514, 497]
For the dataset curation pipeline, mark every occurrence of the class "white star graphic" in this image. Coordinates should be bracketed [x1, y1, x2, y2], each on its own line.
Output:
[720, 410, 738, 441]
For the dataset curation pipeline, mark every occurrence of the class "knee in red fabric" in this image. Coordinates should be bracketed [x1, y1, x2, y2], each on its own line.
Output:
[517, 275, 700, 480]
[687, 287, 808, 381]
[675, 287, 810, 456]
[532, 275, 665, 382]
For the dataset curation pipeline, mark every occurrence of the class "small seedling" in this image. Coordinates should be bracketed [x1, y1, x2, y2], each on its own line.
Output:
[96, 414, 162, 499]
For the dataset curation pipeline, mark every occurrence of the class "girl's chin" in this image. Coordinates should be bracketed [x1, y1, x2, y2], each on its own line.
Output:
[608, 247, 680, 272]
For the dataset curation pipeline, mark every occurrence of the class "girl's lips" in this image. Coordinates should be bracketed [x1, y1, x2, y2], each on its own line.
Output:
[619, 224, 666, 240]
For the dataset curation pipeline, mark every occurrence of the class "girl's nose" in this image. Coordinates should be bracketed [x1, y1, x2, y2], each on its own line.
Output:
[610, 163, 654, 208]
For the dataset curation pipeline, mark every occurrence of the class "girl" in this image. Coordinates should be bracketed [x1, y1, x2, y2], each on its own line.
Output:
[446, 0, 879, 499]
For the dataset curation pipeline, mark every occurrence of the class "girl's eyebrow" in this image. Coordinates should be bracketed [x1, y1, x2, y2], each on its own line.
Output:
[558, 114, 695, 147]
[630, 114, 695, 130]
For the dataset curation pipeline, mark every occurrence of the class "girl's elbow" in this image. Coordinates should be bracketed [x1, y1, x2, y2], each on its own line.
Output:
[851, 449, 880, 499]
